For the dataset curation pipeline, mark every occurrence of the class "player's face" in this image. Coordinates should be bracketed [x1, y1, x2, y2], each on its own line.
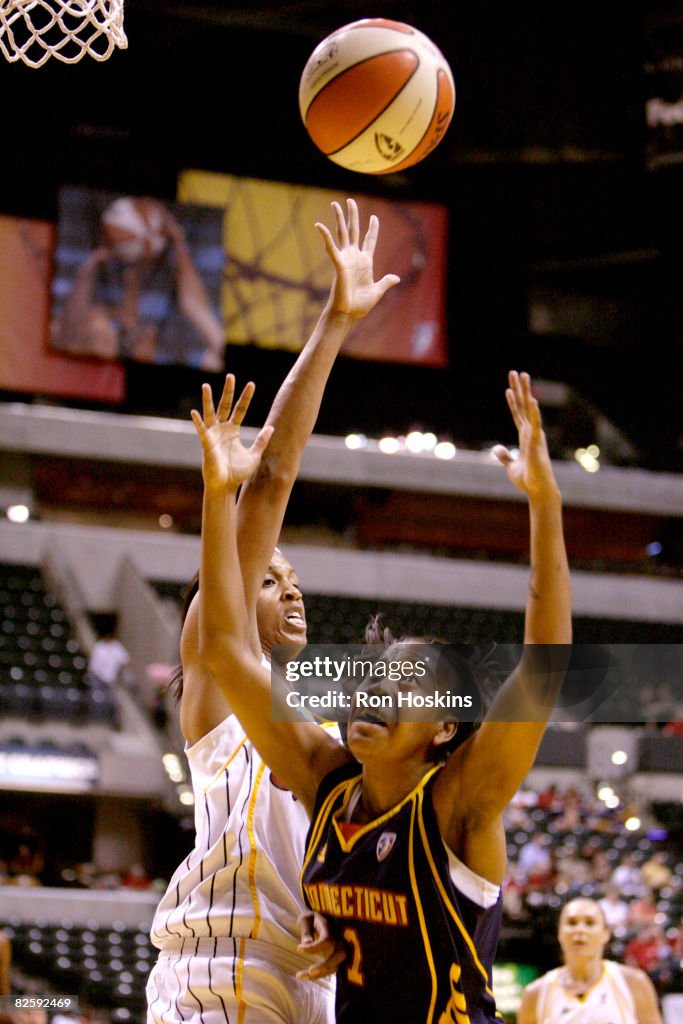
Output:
[558, 899, 610, 962]
[256, 551, 307, 657]
[346, 649, 455, 764]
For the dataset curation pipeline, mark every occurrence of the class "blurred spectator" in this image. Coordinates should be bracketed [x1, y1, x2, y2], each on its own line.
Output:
[121, 862, 151, 890]
[625, 923, 674, 984]
[554, 850, 593, 893]
[610, 852, 644, 897]
[88, 624, 132, 687]
[628, 889, 660, 928]
[8, 842, 43, 883]
[502, 865, 528, 921]
[599, 883, 630, 934]
[590, 849, 613, 885]
[641, 851, 673, 894]
[518, 833, 553, 881]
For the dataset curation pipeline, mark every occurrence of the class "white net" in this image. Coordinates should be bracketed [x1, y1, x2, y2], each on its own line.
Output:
[0, 0, 127, 67]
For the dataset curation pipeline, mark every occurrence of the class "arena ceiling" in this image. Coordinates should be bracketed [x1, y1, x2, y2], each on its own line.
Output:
[0, 0, 681, 470]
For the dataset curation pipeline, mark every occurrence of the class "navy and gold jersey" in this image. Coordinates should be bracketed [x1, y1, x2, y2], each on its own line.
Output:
[302, 760, 504, 1024]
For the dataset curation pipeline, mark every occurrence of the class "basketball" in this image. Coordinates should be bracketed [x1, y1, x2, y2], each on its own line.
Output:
[299, 18, 455, 175]
[101, 196, 168, 263]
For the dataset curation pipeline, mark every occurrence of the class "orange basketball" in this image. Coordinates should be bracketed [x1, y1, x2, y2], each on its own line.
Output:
[299, 19, 455, 175]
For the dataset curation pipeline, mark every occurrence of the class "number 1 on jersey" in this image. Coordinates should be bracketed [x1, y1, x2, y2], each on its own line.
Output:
[343, 927, 365, 986]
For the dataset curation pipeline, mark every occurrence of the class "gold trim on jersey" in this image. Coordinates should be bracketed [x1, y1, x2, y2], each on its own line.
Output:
[554, 962, 607, 1003]
[301, 773, 353, 883]
[415, 792, 496, 1000]
[236, 935, 247, 1023]
[407, 794, 440, 1021]
[246, 761, 267, 939]
[331, 764, 442, 854]
[202, 735, 248, 793]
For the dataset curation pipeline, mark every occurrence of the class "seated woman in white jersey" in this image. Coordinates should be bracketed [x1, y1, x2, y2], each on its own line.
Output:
[146, 201, 399, 1024]
[518, 897, 663, 1024]
[189, 370, 572, 1023]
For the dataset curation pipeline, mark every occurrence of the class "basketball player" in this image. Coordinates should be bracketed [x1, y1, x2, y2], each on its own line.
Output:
[146, 200, 399, 1024]
[190, 368, 572, 1022]
[518, 897, 663, 1024]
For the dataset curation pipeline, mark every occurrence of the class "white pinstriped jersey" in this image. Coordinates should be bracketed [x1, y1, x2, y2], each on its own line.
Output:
[535, 961, 637, 1024]
[151, 703, 338, 977]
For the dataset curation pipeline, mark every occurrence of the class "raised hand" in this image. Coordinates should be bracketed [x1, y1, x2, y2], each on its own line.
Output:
[492, 371, 560, 500]
[191, 374, 274, 492]
[316, 198, 400, 320]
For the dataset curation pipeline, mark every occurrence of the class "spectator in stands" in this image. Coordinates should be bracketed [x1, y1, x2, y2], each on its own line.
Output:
[121, 862, 151, 890]
[599, 882, 631, 934]
[628, 889, 660, 928]
[591, 848, 614, 886]
[553, 798, 582, 833]
[625, 924, 674, 988]
[641, 851, 673, 894]
[518, 832, 554, 886]
[502, 865, 529, 921]
[518, 897, 663, 1023]
[8, 842, 43, 884]
[553, 850, 593, 895]
[612, 852, 645, 897]
[87, 621, 132, 687]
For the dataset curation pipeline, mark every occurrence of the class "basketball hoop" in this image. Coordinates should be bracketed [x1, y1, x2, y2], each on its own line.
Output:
[0, 0, 127, 67]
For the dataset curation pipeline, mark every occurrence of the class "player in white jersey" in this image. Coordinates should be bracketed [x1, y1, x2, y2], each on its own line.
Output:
[518, 897, 663, 1024]
[146, 200, 399, 1024]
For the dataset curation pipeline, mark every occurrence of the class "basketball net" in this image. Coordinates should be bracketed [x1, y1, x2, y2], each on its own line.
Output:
[0, 0, 127, 67]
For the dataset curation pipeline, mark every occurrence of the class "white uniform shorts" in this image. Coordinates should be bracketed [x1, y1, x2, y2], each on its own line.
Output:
[146, 936, 335, 1024]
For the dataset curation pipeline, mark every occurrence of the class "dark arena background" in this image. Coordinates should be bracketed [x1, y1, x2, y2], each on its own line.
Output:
[0, 2, 682, 1022]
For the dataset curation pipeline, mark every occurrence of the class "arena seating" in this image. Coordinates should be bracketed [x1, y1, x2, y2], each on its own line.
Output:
[0, 562, 117, 725]
[0, 915, 154, 1020]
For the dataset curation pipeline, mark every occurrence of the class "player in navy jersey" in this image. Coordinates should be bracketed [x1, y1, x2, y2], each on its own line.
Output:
[146, 200, 399, 1024]
[190, 369, 572, 1023]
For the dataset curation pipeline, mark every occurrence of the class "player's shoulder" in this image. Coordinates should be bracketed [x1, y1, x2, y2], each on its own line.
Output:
[523, 970, 552, 996]
[617, 961, 655, 993]
[517, 973, 544, 1021]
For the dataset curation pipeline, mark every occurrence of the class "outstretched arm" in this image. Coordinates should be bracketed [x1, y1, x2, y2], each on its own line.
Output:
[236, 199, 400, 648]
[187, 376, 349, 810]
[436, 372, 571, 882]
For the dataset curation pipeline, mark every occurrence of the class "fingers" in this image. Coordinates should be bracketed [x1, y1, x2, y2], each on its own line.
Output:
[250, 424, 274, 458]
[332, 200, 349, 249]
[346, 197, 359, 247]
[491, 443, 513, 467]
[376, 272, 401, 297]
[362, 212, 379, 254]
[190, 408, 207, 442]
[297, 912, 315, 946]
[315, 220, 337, 256]
[201, 381, 217, 428]
[230, 380, 255, 426]
[215, 374, 235, 423]
[296, 952, 346, 980]
[194, 375, 258, 430]
[506, 370, 537, 430]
